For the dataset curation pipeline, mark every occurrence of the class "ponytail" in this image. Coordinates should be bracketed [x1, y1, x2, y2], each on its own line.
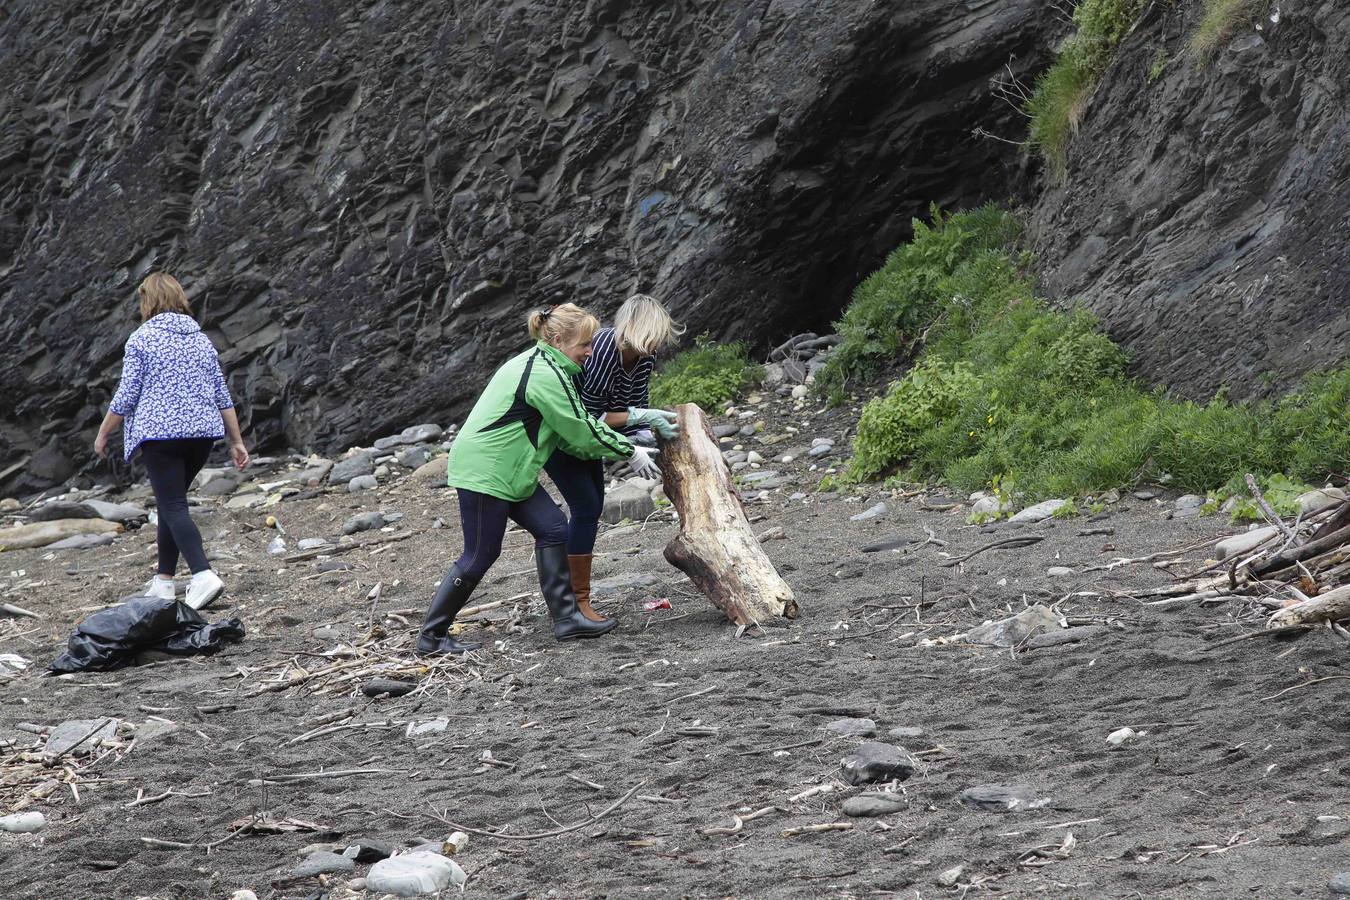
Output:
[528, 302, 598, 346]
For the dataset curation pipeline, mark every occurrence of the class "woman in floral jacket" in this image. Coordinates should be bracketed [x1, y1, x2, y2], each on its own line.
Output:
[94, 273, 248, 610]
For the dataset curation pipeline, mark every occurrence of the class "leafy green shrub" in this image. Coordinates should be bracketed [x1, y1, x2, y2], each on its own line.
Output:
[1026, 0, 1148, 180]
[1147, 48, 1170, 83]
[834, 204, 1350, 503]
[846, 358, 979, 482]
[648, 337, 762, 411]
[1189, 0, 1270, 62]
[818, 204, 1021, 400]
[1219, 473, 1313, 522]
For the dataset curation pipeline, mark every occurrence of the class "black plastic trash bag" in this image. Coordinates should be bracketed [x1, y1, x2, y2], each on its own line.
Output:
[50, 596, 244, 673]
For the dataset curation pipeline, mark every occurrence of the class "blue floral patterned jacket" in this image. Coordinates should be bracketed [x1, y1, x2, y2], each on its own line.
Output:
[109, 312, 234, 460]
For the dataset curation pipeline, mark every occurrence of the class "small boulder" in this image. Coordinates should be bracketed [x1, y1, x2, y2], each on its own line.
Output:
[397, 446, 430, 469]
[343, 511, 387, 535]
[1008, 499, 1070, 523]
[329, 452, 375, 485]
[400, 423, 444, 445]
[366, 852, 466, 897]
[412, 455, 450, 486]
[1046, 566, 1074, 577]
[959, 783, 1050, 812]
[1173, 494, 1206, 518]
[0, 812, 45, 833]
[0, 498, 21, 512]
[1214, 525, 1279, 561]
[44, 718, 118, 759]
[1299, 487, 1347, 515]
[362, 677, 416, 698]
[841, 793, 906, 817]
[965, 605, 1063, 648]
[601, 481, 656, 524]
[345, 838, 394, 864]
[824, 717, 876, 738]
[291, 851, 355, 878]
[839, 742, 917, 785]
[347, 474, 379, 492]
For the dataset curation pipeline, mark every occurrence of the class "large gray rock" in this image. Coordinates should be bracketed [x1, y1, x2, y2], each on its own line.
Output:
[44, 718, 118, 759]
[959, 783, 1051, 813]
[966, 604, 1063, 648]
[329, 453, 375, 485]
[366, 852, 465, 896]
[0, 1, 1055, 491]
[1008, 499, 1069, 523]
[292, 851, 355, 878]
[601, 481, 657, 524]
[841, 793, 906, 817]
[839, 742, 917, 785]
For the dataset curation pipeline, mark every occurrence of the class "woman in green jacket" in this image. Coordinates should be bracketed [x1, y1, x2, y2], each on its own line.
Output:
[418, 303, 656, 655]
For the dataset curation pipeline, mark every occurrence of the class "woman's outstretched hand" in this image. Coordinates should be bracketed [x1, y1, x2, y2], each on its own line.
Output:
[629, 407, 680, 441]
[93, 433, 109, 459]
[230, 441, 250, 470]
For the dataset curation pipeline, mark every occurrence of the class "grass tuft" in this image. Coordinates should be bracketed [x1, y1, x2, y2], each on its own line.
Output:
[1189, 0, 1270, 62]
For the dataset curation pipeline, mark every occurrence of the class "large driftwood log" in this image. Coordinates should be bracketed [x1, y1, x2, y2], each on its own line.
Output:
[1269, 584, 1350, 628]
[657, 404, 798, 625]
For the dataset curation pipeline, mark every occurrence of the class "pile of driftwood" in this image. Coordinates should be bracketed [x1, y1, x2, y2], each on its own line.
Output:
[1134, 483, 1350, 633]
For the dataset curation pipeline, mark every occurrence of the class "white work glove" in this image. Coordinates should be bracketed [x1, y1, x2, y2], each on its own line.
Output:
[628, 446, 661, 481]
[628, 407, 680, 441]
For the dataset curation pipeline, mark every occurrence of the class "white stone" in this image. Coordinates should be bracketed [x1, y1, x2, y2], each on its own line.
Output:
[1106, 726, 1145, 747]
[1298, 487, 1347, 514]
[366, 852, 466, 896]
[1214, 525, 1279, 561]
[791, 385, 809, 399]
[1008, 499, 1070, 523]
[0, 812, 45, 833]
[1046, 566, 1074, 577]
[746, 451, 764, 464]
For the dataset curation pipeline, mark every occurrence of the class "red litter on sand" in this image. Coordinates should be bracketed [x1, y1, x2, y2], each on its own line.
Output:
[643, 598, 673, 611]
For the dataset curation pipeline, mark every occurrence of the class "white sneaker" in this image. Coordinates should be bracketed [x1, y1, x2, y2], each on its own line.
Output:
[142, 577, 176, 601]
[185, 570, 224, 610]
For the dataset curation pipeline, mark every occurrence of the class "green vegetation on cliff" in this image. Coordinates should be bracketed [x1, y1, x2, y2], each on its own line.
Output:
[1026, 0, 1148, 179]
[829, 206, 1350, 504]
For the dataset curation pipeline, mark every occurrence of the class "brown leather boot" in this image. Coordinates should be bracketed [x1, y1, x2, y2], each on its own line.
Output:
[568, 553, 607, 623]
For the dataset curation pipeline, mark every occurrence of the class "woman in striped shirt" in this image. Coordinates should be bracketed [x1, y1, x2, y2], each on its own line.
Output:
[543, 294, 684, 624]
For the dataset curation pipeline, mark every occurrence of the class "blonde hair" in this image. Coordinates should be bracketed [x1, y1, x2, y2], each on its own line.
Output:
[528, 302, 599, 347]
[615, 293, 684, 356]
[138, 273, 192, 321]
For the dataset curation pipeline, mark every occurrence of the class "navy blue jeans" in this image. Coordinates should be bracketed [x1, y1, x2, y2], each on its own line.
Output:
[139, 438, 214, 576]
[543, 450, 606, 555]
[455, 486, 568, 580]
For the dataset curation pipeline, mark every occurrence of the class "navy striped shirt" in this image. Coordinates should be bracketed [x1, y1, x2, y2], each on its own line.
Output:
[579, 328, 654, 435]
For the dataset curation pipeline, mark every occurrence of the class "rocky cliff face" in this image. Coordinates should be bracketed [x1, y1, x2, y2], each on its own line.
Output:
[1029, 0, 1350, 401]
[0, 0, 1053, 492]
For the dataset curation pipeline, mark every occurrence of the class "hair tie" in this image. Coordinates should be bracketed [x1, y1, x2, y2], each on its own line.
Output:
[539, 307, 552, 320]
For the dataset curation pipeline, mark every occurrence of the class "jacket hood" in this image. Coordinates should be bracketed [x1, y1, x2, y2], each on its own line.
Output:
[144, 312, 202, 335]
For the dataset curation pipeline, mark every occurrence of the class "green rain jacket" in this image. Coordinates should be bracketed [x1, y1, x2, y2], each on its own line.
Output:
[447, 341, 636, 501]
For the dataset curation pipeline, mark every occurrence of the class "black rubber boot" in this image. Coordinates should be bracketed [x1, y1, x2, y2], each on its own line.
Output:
[417, 564, 484, 655]
[537, 544, 617, 641]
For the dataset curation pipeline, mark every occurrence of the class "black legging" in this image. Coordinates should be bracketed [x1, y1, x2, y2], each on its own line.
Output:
[455, 485, 568, 580]
[140, 438, 213, 576]
[542, 450, 606, 555]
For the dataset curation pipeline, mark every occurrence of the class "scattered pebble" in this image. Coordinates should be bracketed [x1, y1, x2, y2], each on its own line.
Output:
[841, 793, 906, 817]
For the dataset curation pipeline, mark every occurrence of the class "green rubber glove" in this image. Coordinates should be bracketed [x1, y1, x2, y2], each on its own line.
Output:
[628, 407, 680, 441]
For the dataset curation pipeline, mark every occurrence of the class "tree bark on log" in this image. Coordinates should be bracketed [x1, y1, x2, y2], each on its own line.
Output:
[657, 404, 798, 625]
[1269, 584, 1350, 628]
[1249, 523, 1350, 578]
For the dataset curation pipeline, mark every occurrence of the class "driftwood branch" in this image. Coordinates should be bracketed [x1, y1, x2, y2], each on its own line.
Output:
[657, 404, 797, 625]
